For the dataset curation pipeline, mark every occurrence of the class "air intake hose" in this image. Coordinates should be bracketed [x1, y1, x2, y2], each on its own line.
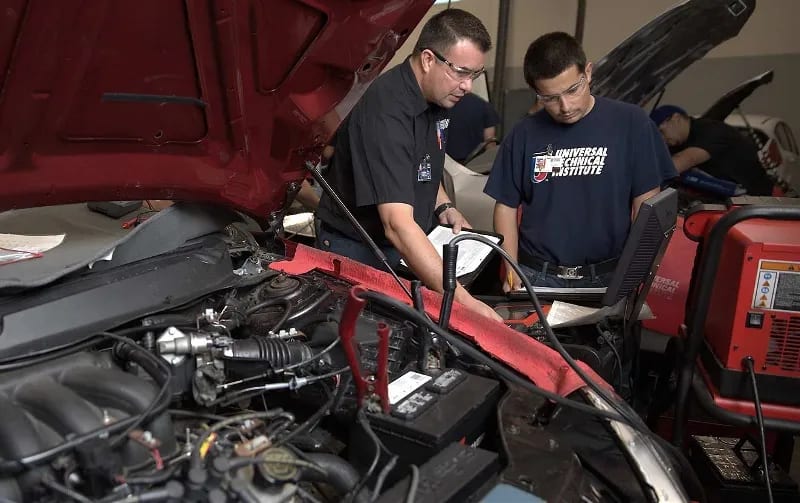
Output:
[222, 338, 318, 376]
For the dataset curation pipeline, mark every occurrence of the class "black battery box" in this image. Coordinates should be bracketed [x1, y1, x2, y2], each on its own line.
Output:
[377, 442, 499, 503]
[350, 367, 501, 475]
[689, 435, 800, 503]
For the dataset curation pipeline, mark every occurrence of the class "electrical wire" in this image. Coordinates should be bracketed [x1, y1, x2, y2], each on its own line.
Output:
[213, 368, 348, 406]
[444, 233, 646, 430]
[371, 455, 398, 501]
[744, 356, 774, 503]
[404, 464, 420, 503]
[106, 333, 173, 447]
[349, 409, 385, 503]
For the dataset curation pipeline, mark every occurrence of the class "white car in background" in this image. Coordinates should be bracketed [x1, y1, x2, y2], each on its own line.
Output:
[725, 112, 800, 195]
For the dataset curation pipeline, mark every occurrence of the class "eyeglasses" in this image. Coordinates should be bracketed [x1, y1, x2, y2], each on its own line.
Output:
[425, 48, 485, 82]
[535, 75, 587, 104]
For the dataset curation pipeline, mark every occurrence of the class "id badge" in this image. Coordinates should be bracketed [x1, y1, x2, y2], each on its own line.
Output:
[417, 154, 432, 182]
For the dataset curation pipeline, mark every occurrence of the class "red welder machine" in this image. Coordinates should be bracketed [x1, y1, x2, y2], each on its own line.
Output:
[673, 198, 800, 502]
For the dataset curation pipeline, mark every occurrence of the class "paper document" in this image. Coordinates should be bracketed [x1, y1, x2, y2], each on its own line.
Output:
[401, 225, 501, 277]
[546, 300, 654, 328]
[0, 233, 66, 265]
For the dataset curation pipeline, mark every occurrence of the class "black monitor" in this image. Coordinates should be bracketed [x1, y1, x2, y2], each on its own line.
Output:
[601, 188, 678, 313]
[508, 188, 678, 316]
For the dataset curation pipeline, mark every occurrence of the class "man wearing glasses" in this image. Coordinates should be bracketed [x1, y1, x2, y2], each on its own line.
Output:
[485, 32, 675, 290]
[316, 9, 501, 321]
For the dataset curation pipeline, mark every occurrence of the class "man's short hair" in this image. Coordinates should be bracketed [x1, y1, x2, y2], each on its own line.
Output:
[413, 9, 491, 55]
[523, 32, 587, 88]
[649, 105, 688, 126]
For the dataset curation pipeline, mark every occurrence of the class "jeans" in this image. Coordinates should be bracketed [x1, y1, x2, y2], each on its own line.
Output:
[519, 263, 613, 288]
[316, 224, 401, 272]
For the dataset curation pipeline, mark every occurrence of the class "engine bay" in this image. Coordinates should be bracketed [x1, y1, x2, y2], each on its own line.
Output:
[0, 213, 682, 502]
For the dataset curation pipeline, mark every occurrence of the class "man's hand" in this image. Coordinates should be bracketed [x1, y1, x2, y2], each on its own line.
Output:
[439, 206, 471, 233]
[458, 293, 503, 321]
[502, 270, 521, 293]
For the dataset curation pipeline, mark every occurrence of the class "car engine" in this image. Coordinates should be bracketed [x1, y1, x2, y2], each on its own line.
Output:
[0, 219, 675, 502]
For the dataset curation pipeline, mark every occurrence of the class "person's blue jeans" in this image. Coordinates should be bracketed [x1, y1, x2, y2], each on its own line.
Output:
[316, 224, 401, 272]
[519, 263, 613, 288]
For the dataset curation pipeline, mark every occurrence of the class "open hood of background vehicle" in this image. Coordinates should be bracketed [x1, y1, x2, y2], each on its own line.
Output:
[0, 0, 431, 215]
[592, 0, 756, 107]
[701, 69, 773, 120]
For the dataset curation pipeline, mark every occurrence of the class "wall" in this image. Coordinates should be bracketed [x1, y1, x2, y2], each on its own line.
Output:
[387, 0, 800, 133]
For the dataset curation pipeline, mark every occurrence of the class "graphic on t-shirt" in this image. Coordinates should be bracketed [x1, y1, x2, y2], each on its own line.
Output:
[531, 156, 549, 183]
[552, 146, 607, 177]
[530, 146, 607, 184]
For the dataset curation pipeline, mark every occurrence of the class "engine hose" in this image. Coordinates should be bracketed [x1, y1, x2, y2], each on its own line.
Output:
[224, 337, 314, 369]
[300, 453, 368, 503]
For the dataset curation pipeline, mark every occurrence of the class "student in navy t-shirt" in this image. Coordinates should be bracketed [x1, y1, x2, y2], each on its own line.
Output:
[484, 32, 675, 289]
[445, 93, 500, 163]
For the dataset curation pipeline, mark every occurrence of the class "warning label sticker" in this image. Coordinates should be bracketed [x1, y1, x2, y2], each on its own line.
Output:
[753, 260, 800, 312]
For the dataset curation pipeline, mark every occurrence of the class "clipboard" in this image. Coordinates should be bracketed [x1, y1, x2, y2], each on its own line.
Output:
[399, 224, 504, 286]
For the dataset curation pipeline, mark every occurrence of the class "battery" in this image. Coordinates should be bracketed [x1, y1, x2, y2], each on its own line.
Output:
[350, 367, 501, 475]
[376, 442, 499, 503]
[689, 435, 800, 503]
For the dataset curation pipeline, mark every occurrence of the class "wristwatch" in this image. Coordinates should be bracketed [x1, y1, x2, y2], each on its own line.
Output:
[434, 202, 455, 219]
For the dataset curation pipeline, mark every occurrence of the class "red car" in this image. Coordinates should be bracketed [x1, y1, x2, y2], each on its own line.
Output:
[0, 1, 688, 502]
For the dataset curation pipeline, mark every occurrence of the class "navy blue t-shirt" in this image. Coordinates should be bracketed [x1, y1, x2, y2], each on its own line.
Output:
[445, 93, 500, 162]
[484, 97, 674, 265]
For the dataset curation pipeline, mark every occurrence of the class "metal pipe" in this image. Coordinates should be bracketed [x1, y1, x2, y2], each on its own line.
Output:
[491, 0, 511, 138]
[574, 0, 586, 44]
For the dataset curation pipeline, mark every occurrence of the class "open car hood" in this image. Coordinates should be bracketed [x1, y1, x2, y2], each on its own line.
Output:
[592, 0, 756, 107]
[701, 69, 773, 120]
[0, 0, 431, 215]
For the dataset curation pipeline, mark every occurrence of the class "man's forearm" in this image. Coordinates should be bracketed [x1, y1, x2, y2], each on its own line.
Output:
[493, 204, 519, 262]
[385, 219, 449, 294]
[436, 184, 452, 208]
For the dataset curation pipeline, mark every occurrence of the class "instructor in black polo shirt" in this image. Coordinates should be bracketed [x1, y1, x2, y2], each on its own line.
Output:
[316, 9, 500, 321]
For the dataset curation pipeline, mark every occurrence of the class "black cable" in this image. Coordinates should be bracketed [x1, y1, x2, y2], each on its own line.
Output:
[358, 290, 630, 424]
[124, 464, 182, 486]
[405, 465, 420, 503]
[286, 290, 333, 324]
[371, 455, 398, 501]
[597, 325, 622, 389]
[444, 233, 645, 430]
[744, 356, 774, 503]
[349, 409, 384, 503]
[107, 333, 174, 447]
[42, 475, 92, 503]
[274, 375, 350, 448]
[168, 409, 227, 422]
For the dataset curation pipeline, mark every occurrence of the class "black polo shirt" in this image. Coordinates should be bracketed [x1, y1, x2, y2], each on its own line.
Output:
[673, 117, 772, 196]
[317, 59, 448, 244]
